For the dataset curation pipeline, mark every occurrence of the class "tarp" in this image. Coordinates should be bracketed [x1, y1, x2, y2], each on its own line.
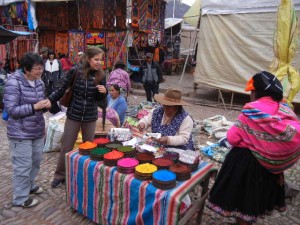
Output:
[183, 0, 201, 27]
[194, 9, 300, 103]
[201, 0, 300, 15]
[0, 26, 32, 44]
[270, 0, 299, 107]
[164, 18, 183, 29]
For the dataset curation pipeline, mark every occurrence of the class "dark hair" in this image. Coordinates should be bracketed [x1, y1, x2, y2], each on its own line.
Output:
[253, 71, 283, 102]
[58, 52, 66, 59]
[254, 89, 283, 102]
[110, 84, 121, 94]
[47, 50, 56, 58]
[115, 64, 126, 70]
[82, 47, 105, 85]
[97, 98, 107, 130]
[19, 52, 43, 72]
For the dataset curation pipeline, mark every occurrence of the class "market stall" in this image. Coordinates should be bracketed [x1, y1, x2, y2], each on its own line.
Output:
[66, 150, 216, 225]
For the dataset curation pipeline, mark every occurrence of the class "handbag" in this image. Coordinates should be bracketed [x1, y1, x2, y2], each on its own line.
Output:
[60, 70, 78, 107]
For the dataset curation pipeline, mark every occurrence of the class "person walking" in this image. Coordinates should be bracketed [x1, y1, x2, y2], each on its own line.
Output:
[44, 47, 107, 188]
[140, 53, 163, 102]
[3, 52, 51, 207]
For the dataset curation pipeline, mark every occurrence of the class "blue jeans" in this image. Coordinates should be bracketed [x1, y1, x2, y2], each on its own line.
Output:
[9, 137, 44, 205]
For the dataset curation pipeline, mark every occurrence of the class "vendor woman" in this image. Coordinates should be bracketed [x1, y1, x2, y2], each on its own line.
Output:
[138, 88, 194, 150]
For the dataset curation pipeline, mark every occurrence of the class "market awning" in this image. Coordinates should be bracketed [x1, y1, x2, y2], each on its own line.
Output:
[0, 26, 32, 44]
[164, 18, 183, 29]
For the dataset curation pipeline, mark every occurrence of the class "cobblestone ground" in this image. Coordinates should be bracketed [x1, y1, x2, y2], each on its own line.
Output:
[0, 94, 299, 225]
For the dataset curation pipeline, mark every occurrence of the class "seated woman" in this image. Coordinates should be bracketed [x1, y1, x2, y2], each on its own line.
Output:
[207, 71, 300, 225]
[138, 88, 194, 150]
[107, 84, 128, 125]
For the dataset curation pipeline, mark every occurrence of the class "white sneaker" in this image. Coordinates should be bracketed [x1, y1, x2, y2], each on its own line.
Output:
[30, 186, 44, 194]
[20, 198, 39, 208]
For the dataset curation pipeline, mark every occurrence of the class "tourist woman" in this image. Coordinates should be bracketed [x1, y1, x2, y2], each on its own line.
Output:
[107, 84, 128, 125]
[45, 47, 107, 188]
[4, 52, 51, 207]
[207, 71, 300, 225]
[42, 50, 63, 114]
[138, 88, 194, 150]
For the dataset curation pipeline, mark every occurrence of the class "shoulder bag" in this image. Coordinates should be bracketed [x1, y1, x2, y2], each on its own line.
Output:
[60, 70, 78, 107]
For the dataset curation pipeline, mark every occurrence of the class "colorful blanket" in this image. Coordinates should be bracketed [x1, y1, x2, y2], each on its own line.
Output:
[227, 96, 300, 173]
[66, 150, 214, 225]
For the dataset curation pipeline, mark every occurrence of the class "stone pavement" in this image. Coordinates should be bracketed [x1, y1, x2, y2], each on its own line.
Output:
[0, 73, 299, 225]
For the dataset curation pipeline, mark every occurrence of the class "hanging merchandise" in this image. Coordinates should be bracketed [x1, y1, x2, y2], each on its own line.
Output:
[139, 0, 148, 32]
[91, 0, 103, 29]
[55, 32, 69, 56]
[115, 0, 127, 30]
[68, 30, 85, 64]
[131, 0, 140, 29]
[102, 0, 115, 30]
[127, 31, 133, 47]
[86, 32, 105, 45]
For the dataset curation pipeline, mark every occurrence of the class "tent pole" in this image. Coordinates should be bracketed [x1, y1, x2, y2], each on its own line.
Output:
[178, 9, 201, 86]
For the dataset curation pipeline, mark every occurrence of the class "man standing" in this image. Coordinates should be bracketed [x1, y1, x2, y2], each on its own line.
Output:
[140, 53, 163, 102]
[39, 47, 49, 65]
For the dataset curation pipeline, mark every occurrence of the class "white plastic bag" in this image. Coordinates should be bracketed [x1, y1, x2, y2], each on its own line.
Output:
[43, 112, 66, 152]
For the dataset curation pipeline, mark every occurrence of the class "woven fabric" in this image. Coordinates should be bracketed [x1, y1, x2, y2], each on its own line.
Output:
[103, 0, 115, 30]
[131, 0, 140, 29]
[55, 32, 69, 56]
[66, 150, 214, 225]
[91, 0, 103, 29]
[227, 96, 300, 173]
[115, 0, 126, 29]
[68, 30, 85, 64]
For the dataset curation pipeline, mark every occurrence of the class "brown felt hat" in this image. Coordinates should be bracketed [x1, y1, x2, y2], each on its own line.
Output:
[154, 89, 189, 106]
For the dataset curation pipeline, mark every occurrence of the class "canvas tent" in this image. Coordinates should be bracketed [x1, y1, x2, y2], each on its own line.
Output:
[194, 0, 300, 103]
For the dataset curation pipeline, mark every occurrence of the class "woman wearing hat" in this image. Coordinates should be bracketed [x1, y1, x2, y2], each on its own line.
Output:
[138, 88, 194, 150]
[107, 60, 131, 100]
[207, 71, 300, 225]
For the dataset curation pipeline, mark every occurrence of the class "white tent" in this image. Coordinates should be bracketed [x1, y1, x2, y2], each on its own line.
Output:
[194, 0, 300, 103]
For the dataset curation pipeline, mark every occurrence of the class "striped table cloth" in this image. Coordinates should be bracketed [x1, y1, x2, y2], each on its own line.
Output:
[66, 150, 215, 225]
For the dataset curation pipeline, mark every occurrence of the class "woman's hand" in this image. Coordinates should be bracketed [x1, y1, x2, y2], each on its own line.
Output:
[156, 136, 169, 145]
[138, 122, 146, 131]
[34, 99, 51, 110]
[97, 85, 107, 94]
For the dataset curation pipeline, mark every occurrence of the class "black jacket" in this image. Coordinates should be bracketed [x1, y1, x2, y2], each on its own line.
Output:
[48, 67, 107, 122]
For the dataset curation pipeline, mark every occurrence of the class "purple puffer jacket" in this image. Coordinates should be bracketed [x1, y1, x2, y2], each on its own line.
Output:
[4, 70, 46, 139]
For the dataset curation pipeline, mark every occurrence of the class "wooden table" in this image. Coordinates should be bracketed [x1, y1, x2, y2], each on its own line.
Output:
[66, 150, 217, 225]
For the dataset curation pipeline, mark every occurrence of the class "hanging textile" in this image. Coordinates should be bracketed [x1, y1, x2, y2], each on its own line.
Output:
[68, 2, 79, 29]
[55, 32, 69, 56]
[152, 0, 160, 31]
[140, 32, 148, 47]
[159, 1, 166, 45]
[39, 30, 55, 52]
[79, 2, 91, 30]
[131, 0, 140, 29]
[68, 30, 85, 64]
[106, 32, 116, 68]
[139, 0, 148, 32]
[102, 0, 115, 30]
[86, 31, 105, 45]
[115, 31, 127, 61]
[115, 0, 127, 30]
[91, 0, 103, 29]
[36, 2, 68, 29]
[133, 31, 140, 47]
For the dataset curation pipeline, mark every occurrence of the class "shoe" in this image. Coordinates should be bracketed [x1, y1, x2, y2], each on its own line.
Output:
[20, 198, 39, 208]
[30, 186, 44, 194]
[51, 179, 64, 188]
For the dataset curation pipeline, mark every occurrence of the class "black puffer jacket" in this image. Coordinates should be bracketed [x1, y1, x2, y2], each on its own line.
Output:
[48, 67, 107, 122]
